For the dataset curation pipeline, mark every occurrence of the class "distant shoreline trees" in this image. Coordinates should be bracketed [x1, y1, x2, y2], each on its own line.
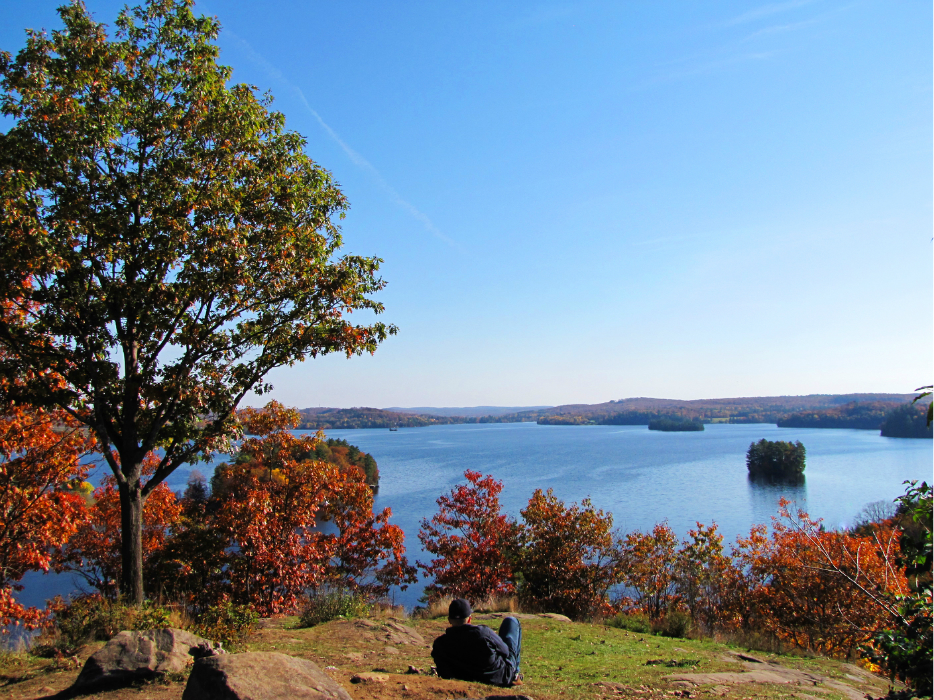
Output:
[648, 417, 704, 432]
[777, 401, 896, 430]
[880, 404, 933, 439]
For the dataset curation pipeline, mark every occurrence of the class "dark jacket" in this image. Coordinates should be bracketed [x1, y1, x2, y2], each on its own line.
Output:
[431, 623, 513, 686]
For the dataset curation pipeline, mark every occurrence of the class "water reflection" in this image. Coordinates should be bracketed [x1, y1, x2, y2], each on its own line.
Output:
[747, 472, 806, 487]
[747, 472, 807, 520]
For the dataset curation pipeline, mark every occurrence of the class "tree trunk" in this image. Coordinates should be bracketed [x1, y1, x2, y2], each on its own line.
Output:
[119, 480, 145, 604]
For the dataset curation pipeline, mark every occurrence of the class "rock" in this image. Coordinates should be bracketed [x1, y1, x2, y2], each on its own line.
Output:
[192, 640, 226, 659]
[405, 665, 422, 675]
[665, 659, 870, 700]
[380, 621, 425, 646]
[350, 671, 389, 684]
[74, 628, 220, 689]
[184, 652, 352, 700]
[539, 613, 571, 622]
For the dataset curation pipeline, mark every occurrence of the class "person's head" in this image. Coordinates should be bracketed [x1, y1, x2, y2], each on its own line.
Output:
[448, 598, 472, 626]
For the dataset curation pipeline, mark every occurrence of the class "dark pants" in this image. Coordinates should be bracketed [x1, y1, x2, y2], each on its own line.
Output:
[498, 616, 522, 682]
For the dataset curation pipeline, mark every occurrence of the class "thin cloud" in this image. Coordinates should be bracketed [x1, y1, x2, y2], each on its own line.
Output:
[630, 232, 706, 251]
[741, 17, 821, 41]
[223, 29, 461, 252]
[721, 0, 816, 28]
[510, 4, 577, 29]
[645, 50, 778, 85]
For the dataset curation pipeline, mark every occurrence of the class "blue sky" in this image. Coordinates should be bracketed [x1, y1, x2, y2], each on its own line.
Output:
[2, 0, 931, 408]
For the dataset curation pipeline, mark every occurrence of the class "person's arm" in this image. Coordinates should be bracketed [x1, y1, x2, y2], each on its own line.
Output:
[432, 637, 454, 678]
[480, 625, 510, 658]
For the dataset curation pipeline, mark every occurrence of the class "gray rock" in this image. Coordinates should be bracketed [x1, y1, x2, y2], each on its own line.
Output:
[74, 628, 220, 688]
[183, 652, 352, 700]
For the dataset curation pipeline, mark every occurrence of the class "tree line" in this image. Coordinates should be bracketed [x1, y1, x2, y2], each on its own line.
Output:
[778, 401, 932, 437]
[295, 407, 479, 430]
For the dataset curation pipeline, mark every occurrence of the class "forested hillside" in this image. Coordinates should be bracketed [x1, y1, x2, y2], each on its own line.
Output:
[296, 394, 923, 429]
[776, 401, 899, 430]
[513, 393, 921, 426]
[296, 407, 478, 430]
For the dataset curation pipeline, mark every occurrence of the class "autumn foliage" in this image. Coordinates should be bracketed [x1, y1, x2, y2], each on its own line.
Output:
[518, 489, 618, 619]
[151, 403, 414, 617]
[56, 453, 182, 599]
[212, 427, 414, 616]
[618, 523, 679, 620]
[47, 403, 414, 618]
[0, 405, 93, 627]
[728, 501, 907, 656]
[418, 470, 518, 603]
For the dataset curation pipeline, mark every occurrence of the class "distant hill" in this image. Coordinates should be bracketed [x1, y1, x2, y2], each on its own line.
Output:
[297, 394, 926, 429]
[482, 394, 923, 426]
[295, 407, 477, 430]
[383, 405, 552, 418]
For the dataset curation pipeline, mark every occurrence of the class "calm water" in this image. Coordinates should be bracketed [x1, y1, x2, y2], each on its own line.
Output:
[18, 422, 932, 611]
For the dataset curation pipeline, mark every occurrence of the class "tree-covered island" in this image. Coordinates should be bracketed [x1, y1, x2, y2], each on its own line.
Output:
[746, 439, 806, 477]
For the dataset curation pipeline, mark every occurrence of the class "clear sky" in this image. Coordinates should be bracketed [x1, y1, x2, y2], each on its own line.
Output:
[2, 0, 931, 408]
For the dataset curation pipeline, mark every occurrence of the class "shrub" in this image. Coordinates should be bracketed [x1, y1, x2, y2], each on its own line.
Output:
[191, 601, 258, 650]
[606, 612, 651, 634]
[298, 590, 371, 627]
[653, 610, 692, 638]
[618, 522, 679, 620]
[41, 595, 171, 654]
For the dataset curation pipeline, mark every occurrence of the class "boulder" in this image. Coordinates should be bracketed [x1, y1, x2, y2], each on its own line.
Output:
[74, 628, 221, 689]
[183, 652, 352, 700]
[350, 671, 388, 683]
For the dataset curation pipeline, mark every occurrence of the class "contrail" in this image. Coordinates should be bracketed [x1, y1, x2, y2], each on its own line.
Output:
[224, 28, 461, 251]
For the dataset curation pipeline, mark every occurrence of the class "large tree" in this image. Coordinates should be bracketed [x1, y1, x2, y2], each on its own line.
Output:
[0, 0, 394, 602]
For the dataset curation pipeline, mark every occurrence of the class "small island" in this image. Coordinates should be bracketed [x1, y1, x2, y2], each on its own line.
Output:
[746, 438, 806, 477]
[648, 417, 704, 432]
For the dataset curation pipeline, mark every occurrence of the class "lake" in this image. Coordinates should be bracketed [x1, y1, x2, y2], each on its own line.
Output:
[18, 422, 932, 611]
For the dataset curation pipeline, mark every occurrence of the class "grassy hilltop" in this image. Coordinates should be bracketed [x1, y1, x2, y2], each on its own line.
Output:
[0, 611, 897, 700]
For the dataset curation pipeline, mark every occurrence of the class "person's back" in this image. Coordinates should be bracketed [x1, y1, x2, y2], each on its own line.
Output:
[430, 598, 522, 688]
[432, 619, 511, 685]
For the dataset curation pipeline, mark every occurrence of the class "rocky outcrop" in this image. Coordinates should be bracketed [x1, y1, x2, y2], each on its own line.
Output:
[74, 628, 222, 689]
[183, 651, 352, 700]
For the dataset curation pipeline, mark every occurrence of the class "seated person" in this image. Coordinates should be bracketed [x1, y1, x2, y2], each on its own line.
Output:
[431, 598, 522, 687]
